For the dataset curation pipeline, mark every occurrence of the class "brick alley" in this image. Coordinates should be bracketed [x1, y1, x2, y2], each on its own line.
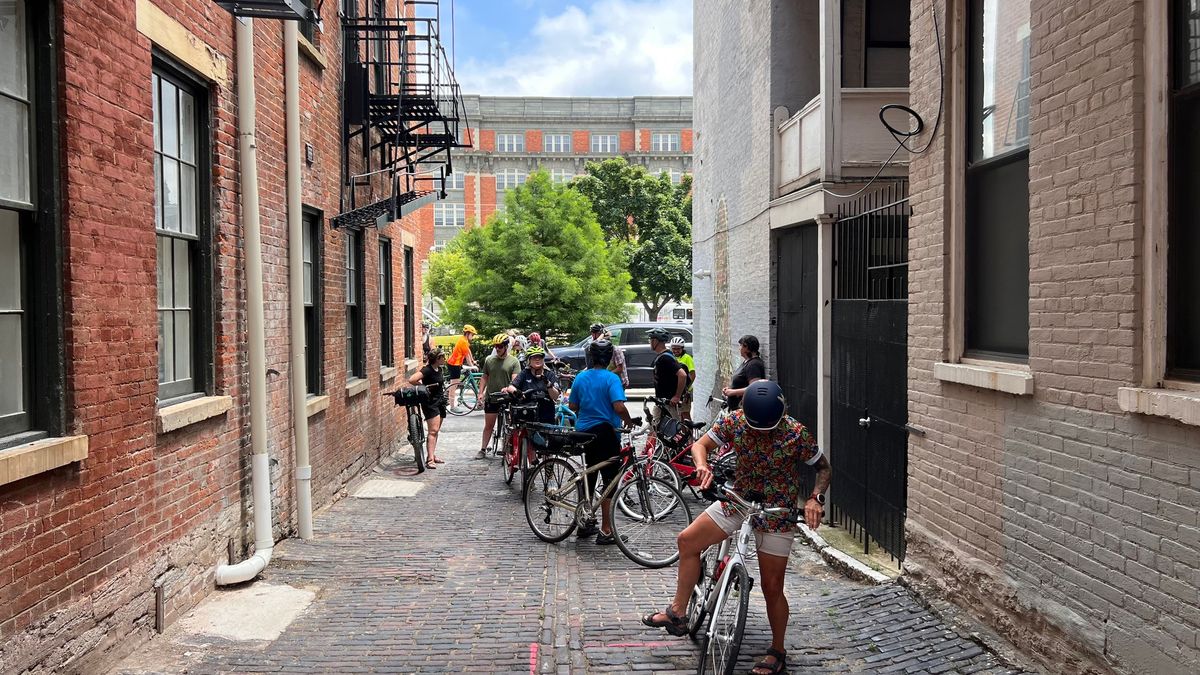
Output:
[110, 413, 1032, 675]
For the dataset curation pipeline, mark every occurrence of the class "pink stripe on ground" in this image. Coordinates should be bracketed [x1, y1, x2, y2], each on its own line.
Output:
[583, 641, 680, 648]
[529, 642, 538, 674]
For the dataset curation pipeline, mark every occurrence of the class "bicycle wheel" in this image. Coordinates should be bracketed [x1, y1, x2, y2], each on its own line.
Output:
[697, 563, 750, 675]
[519, 434, 534, 495]
[503, 429, 519, 486]
[407, 411, 426, 473]
[615, 458, 681, 519]
[447, 389, 472, 416]
[460, 378, 480, 411]
[610, 476, 693, 569]
[687, 545, 721, 641]
[523, 457, 581, 543]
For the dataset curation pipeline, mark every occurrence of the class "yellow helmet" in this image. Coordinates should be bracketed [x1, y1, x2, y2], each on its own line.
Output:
[463, 324, 477, 335]
[492, 333, 510, 347]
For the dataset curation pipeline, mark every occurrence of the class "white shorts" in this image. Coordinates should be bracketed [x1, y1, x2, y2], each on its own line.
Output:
[702, 501, 795, 558]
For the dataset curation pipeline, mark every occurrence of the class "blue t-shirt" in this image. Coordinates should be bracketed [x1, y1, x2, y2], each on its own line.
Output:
[571, 368, 625, 431]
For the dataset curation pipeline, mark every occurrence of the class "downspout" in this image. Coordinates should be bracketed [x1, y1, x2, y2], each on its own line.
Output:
[284, 20, 315, 539]
[217, 17, 274, 585]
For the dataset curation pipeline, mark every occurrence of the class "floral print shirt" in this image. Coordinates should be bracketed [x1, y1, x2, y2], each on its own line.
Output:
[706, 411, 822, 533]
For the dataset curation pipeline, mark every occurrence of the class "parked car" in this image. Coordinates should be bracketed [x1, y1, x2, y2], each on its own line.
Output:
[551, 323, 694, 390]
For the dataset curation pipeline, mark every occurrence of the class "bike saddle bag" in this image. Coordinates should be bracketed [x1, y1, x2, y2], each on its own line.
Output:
[510, 402, 541, 424]
[655, 416, 689, 448]
[394, 385, 432, 406]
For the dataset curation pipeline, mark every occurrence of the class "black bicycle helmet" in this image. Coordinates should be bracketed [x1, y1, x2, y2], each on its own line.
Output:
[590, 322, 605, 333]
[647, 327, 670, 342]
[587, 339, 615, 367]
[742, 380, 786, 431]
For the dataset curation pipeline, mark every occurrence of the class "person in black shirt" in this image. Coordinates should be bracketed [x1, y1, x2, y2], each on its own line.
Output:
[723, 334, 766, 410]
[505, 345, 561, 424]
[648, 327, 687, 414]
[408, 348, 448, 466]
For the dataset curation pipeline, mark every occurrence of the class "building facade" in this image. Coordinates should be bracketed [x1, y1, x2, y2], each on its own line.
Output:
[905, 1, 1200, 672]
[0, 0, 459, 671]
[416, 95, 693, 253]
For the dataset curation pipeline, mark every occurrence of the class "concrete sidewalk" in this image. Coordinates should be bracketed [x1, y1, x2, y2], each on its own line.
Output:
[110, 412, 1036, 674]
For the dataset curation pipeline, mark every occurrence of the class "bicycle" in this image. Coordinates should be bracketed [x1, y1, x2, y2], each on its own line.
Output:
[445, 364, 482, 415]
[490, 390, 546, 492]
[640, 397, 717, 497]
[385, 385, 437, 473]
[522, 420, 695, 569]
[688, 483, 800, 675]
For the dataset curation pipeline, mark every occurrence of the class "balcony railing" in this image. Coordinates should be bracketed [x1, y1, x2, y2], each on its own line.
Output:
[775, 88, 909, 197]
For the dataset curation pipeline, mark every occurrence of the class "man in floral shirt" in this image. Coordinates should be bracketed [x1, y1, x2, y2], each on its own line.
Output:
[641, 380, 831, 675]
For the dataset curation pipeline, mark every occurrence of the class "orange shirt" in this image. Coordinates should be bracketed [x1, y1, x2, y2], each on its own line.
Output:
[449, 336, 471, 366]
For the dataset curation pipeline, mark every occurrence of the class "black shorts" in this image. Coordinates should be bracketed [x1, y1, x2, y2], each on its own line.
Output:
[579, 423, 621, 496]
[484, 396, 504, 414]
[447, 364, 463, 381]
[420, 401, 446, 420]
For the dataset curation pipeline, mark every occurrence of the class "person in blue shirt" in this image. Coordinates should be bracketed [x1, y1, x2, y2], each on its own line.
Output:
[568, 339, 635, 545]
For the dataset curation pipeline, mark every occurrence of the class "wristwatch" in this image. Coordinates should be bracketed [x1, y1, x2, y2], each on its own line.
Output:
[808, 492, 826, 506]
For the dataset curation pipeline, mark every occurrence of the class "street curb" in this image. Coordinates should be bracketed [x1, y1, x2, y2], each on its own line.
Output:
[797, 524, 893, 585]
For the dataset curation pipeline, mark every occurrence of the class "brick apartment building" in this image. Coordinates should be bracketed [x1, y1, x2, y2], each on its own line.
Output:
[0, 0, 461, 671]
[696, 1, 1200, 673]
[416, 95, 693, 253]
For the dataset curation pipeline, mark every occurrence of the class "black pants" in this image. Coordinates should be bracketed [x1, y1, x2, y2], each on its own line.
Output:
[580, 423, 621, 497]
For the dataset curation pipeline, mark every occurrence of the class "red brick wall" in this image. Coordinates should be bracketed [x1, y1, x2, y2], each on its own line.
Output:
[639, 129, 651, 152]
[619, 130, 635, 153]
[0, 0, 430, 671]
[681, 128, 694, 153]
[479, 175, 499, 224]
[525, 129, 543, 153]
[572, 130, 590, 154]
[478, 129, 496, 152]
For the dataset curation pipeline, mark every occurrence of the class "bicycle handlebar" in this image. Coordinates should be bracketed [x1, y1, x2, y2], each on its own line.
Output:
[704, 483, 799, 521]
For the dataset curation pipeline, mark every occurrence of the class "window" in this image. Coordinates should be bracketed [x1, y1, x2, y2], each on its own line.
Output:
[378, 239, 393, 368]
[434, 202, 465, 228]
[446, 170, 465, 190]
[550, 168, 574, 184]
[655, 167, 682, 184]
[1169, 0, 1200, 379]
[303, 209, 323, 395]
[964, 0, 1031, 360]
[496, 168, 526, 191]
[651, 132, 680, 152]
[497, 133, 525, 153]
[299, 0, 316, 43]
[345, 230, 364, 378]
[544, 133, 571, 153]
[591, 133, 618, 153]
[403, 246, 416, 358]
[155, 62, 212, 401]
[0, 0, 63, 445]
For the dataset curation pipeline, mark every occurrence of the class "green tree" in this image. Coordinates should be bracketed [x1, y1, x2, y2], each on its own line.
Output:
[425, 170, 632, 339]
[572, 159, 692, 321]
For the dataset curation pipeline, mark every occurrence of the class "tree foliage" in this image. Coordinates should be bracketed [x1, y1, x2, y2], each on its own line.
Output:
[572, 159, 692, 320]
[426, 170, 633, 339]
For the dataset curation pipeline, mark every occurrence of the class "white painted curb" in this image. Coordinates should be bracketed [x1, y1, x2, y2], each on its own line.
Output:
[797, 524, 893, 585]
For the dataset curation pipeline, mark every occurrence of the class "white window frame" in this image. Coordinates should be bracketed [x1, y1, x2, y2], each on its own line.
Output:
[446, 170, 465, 190]
[651, 132, 680, 152]
[434, 202, 466, 228]
[590, 133, 618, 154]
[496, 168, 527, 191]
[549, 168, 574, 184]
[544, 133, 572, 153]
[497, 133, 525, 153]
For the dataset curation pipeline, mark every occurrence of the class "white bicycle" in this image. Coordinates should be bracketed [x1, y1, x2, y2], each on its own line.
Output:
[688, 484, 799, 675]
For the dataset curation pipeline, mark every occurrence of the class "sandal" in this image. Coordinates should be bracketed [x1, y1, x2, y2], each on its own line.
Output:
[641, 607, 688, 637]
[750, 648, 787, 674]
[434, 458, 446, 464]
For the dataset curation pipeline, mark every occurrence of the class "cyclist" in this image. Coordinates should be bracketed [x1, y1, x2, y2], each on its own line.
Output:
[582, 323, 606, 367]
[568, 339, 636, 545]
[504, 345, 560, 424]
[528, 331, 556, 360]
[668, 336, 695, 421]
[603, 330, 629, 389]
[447, 324, 478, 413]
[723, 334, 765, 410]
[407, 348, 448, 466]
[513, 334, 531, 368]
[478, 333, 521, 459]
[642, 380, 831, 675]
[648, 327, 687, 418]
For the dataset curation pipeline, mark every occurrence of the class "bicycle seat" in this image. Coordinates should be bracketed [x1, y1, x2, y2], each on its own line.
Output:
[685, 420, 706, 430]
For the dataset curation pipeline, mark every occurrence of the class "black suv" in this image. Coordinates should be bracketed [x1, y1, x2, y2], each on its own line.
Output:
[550, 323, 694, 389]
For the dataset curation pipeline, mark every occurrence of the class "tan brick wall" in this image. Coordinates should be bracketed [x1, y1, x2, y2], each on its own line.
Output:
[907, 2, 1200, 673]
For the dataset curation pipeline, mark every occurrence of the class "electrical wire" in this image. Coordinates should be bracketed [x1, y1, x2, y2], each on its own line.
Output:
[820, 0, 945, 199]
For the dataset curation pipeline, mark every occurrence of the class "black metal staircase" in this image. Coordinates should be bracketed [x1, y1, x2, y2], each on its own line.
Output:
[333, 0, 468, 229]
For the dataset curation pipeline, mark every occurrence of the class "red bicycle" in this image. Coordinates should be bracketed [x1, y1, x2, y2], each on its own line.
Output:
[640, 396, 733, 497]
[490, 391, 551, 494]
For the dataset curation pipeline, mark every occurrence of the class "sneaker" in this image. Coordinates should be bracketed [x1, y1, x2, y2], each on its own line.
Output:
[474, 448, 488, 460]
[577, 522, 599, 539]
[596, 531, 626, 546]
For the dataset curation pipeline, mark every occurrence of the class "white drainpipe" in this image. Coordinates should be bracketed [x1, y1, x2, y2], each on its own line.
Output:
[217, 16, 274, 585]
[284, 20, 315, 539]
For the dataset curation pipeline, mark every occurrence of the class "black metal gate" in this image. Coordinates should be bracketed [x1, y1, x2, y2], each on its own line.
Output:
[775, 225, 820, 498]
[829, 181, 909, 561]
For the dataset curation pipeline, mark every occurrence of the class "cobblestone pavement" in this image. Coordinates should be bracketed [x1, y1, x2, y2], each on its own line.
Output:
[112, 413, 1034, 674]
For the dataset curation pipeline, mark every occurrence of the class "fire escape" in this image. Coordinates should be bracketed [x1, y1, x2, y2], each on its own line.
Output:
[333, 0, 468, 229]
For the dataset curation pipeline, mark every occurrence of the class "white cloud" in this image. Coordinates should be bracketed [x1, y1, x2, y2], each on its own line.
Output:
[456, 0, 693, 97]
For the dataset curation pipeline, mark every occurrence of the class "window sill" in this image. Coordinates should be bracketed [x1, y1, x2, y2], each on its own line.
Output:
[0, 435, 89, 487]
[297, 34, 327, 70]
[346, 378, 369, 398]
[156, 395, 234, 434]
[1118, 386, 1200, 427]
[381, 366, 398, 383]
[306, 394, 330, 417]
[933, 361, 1034, 396]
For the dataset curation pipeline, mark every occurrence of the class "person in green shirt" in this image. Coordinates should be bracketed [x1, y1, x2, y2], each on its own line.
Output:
[477, 333, 521, 459]
[669, 337, 696, 422]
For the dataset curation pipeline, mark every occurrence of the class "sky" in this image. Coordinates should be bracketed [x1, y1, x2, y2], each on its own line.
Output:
[445, 0, 693, 97]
